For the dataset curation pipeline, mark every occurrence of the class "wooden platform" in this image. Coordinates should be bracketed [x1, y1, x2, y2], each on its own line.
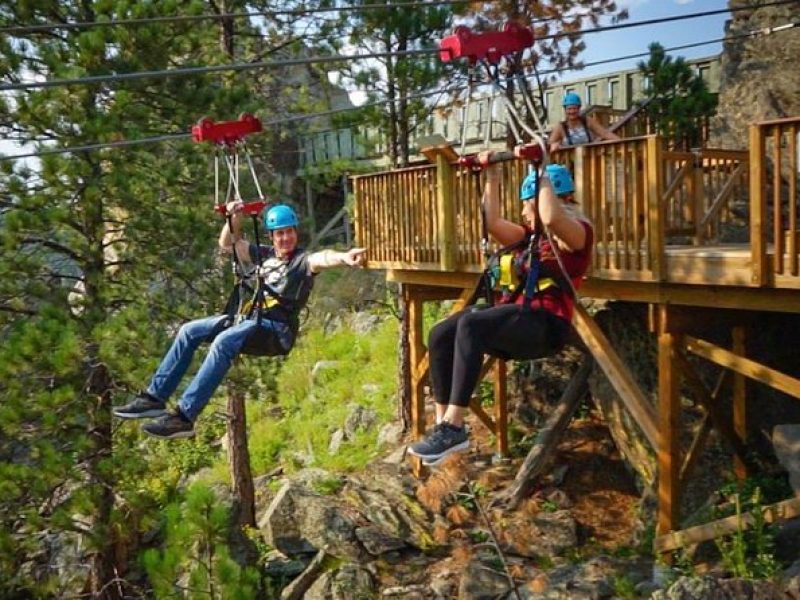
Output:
[353, 118, 800, 558]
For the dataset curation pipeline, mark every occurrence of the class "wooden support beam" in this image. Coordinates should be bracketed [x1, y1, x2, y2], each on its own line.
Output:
[405, 286, 427, 476]
[732, 326, 748, 479]
[674, 351, 754, 473]
[468, 397, 496, 433]
[655, 496, 800, 553]
[407, 288, 427, 440]
[466, 356, 501, 435]
[684, 335, 800, 400]
[494, 360, 508, 456]
[679, 369, 727, 490]
[572, 303, 659, 449]
[387, 270, 481, 289]
[499, 356, 593, 509]
[657, 305, 682, 539]
[679, 414, 712, 489]
[580, 279, 800, 315]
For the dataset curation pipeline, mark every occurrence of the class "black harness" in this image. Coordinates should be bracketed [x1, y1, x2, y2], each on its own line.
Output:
[211, 211, 311, 357]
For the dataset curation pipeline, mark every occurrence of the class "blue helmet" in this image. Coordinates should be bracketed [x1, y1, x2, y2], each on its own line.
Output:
[562, 92, 582, 107]
[520, 164, 575, 201]
[264, 204, 299, 230]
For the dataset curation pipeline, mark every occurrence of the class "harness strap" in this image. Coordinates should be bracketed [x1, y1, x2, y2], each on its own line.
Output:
[561, 116, 591, 146]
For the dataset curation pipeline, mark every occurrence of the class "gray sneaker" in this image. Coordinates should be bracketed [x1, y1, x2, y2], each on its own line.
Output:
[407, 422, 469, 464]
[113, 392, 166, 419]
[141, 411, 195, 440]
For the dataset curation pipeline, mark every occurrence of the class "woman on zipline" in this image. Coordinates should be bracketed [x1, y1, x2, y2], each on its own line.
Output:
[113, 202, 366, 439]
[408, 155, 594, 465]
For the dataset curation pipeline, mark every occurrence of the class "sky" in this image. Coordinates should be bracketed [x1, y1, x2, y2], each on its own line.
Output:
[561, 0, 730, 81]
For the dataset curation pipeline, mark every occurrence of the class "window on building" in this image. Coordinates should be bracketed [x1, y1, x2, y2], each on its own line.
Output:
[698, 64, 711, 83]
[586, 84, 596, 105]
[608, 79, 620, 108]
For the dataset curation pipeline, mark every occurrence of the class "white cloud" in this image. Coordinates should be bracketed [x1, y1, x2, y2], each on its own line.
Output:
[674, 0, 694, 4]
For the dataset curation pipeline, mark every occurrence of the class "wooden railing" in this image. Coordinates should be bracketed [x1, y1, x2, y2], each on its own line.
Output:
[661, 148, 748, 244]
[353, 129, 798, 289]
[750, 116, 800, 285]
[573, 137, 660, 280]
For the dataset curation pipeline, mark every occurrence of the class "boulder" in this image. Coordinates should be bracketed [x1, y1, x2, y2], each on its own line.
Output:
[343, 467, 437, 551]
[344, 404, 378, 439]
[652, 575, 783, 600]
[258, 482, 367, 561]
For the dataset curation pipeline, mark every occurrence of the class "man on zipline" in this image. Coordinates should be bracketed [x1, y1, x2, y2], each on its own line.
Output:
[113, 202, 366, 439]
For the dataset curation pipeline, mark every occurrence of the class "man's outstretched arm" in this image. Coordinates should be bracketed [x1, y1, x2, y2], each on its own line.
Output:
[307, 248, 367, 273]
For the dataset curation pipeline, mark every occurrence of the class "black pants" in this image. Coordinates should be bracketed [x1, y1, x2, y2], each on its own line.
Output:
[428, 304, 570, 408]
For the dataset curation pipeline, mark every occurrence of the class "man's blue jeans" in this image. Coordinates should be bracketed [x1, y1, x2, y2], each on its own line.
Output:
[146, 315, 290, 422]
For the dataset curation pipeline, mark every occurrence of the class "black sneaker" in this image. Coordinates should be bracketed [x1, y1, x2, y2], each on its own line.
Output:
[407, 422, 469, 465]
[141, 410, 195, 440]
[113, 392, 166, 419]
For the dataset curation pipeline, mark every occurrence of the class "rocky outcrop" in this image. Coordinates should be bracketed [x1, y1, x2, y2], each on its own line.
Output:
[652, 575, 785, 600]
[710, 1, 800, 149]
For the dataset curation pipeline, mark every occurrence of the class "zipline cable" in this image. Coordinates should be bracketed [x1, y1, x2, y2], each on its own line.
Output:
[535, 0, 800, 41]
[3, 0, 795, 38]
[2, 20, 797, 162]
[0, 0, 474, 36]
[0, 48, 438, 92]
[3, 0, 798, 93]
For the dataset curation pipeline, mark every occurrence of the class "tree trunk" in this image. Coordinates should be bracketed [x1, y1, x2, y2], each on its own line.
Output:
[227, 387, 256, 528]
[84, 361, 120, 599]
[397, 284, 411, 431]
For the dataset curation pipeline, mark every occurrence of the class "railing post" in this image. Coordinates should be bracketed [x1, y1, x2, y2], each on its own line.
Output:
[691, 149, 704, 245]
[646, 136, 666, 280]
[436, 153, 456, 271]
[749, 123, 768, 286]
[574, 145, 589, 220]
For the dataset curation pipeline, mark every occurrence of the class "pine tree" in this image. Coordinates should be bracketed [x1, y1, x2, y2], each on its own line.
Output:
[143, 484, 260, 599]
[323, 0, 455, 167]
[638, 42, 718, 149]
[0, 1, 291, 595]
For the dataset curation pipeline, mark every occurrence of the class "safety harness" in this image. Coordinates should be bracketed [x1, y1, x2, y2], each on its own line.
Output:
[561, 115, 592, 146]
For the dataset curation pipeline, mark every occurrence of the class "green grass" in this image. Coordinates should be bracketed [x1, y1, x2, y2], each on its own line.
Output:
[205, 310, 400, 480]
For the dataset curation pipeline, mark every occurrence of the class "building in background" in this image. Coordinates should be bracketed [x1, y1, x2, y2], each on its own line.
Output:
[299, 54, 721, 169]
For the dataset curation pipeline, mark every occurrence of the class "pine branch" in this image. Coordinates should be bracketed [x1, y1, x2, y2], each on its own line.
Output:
[0, 304, 37, 316]
[20, 237, 83, 262]
[467, 481, 522, 600]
